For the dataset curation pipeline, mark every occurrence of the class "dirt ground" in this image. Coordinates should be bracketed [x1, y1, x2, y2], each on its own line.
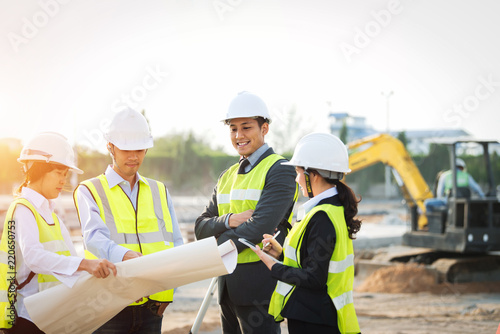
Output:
[162, 276, 500, 334]
[160, 214, 500, 334]
[353, 264, 500, 333]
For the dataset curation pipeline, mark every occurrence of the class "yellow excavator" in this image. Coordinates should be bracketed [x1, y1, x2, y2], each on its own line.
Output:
[347, 133, 500, 255]
[348, 133, 433, 230]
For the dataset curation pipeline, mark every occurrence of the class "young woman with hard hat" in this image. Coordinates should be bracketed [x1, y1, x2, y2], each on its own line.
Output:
[250, 132, 362, 334]
[0, 132, 116, 334]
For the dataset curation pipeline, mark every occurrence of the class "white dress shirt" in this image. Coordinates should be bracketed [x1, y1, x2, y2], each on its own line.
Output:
[302, 186, 339, 216]
[76, 165, 184, 263]
[14, 187, 83, 321]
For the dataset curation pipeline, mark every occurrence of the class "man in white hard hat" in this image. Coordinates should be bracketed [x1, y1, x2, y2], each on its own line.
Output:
[74, 109, 183, 333]
[195, 91, 298, 334]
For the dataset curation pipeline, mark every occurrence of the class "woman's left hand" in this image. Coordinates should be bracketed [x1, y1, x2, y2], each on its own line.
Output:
[250, 244, 277, 271]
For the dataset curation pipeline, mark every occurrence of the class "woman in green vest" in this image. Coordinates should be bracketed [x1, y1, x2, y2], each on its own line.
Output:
[250, 132, 362, 334]
[0, 132, 116, 333]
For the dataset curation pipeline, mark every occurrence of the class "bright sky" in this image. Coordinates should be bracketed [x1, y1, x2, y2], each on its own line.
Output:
[1, 0, 499, 154]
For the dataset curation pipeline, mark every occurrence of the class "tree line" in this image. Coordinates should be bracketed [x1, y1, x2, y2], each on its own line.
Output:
[1, 132, 498, 198]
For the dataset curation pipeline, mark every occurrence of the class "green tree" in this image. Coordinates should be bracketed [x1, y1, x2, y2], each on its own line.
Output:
[267, 104, 311, 155]
[0, 139, 23, 194]
[339, 119, 348, 143]
[397, 131, 408, 148]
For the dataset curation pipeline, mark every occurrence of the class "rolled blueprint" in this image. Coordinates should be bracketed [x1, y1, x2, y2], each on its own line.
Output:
[25, 237, 236, 334]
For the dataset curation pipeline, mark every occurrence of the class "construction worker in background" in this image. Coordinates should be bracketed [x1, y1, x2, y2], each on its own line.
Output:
[425, 158, 485, 212]
[195, 91, 297, 334]
[250, 132, 361, 334]
[74, 109, 183, 334]
[0, 132, 116, 334]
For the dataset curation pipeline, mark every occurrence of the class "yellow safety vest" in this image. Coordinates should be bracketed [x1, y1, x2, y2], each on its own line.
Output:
[0, 198, 70, 329]
[217, 154, 295, 264]
[269, 203, 360, 334]
[75, 175, 175, 304]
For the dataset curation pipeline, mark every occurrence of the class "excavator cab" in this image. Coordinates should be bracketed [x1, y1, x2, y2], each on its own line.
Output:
[347, 134, 500, 254]
[404, 138, 500, 253]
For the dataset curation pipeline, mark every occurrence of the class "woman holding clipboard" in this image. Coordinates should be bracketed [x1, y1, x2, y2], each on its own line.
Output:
[249, 132, 362, 334]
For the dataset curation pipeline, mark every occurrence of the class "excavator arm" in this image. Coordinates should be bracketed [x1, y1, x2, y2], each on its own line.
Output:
[347, 134, 433, 229]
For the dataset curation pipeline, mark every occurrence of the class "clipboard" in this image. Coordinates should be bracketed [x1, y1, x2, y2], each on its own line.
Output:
[238, 238, 282, 264]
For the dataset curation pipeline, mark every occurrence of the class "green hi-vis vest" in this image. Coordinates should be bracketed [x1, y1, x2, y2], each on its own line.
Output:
[0, 198, 70, 329]
[217, 154, 294, 264]
[443, 170, 470, 196]
[74, 175, 175, 303]
[269, 203, 360, 334]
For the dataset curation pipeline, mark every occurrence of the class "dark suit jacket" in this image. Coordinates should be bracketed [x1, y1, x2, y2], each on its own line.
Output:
[271, 195, 340, 327]
[195, 147, 297, 305]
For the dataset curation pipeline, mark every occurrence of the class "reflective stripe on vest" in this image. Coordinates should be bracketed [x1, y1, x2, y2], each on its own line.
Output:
[77, 175, 174, 303]
[0, 198, 69, 329]
[269, 203, 360, 334]
[216, 154, 290, 264]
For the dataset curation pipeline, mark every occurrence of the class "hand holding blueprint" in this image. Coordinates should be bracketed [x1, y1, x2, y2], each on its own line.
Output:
[25, 237, 236, 334]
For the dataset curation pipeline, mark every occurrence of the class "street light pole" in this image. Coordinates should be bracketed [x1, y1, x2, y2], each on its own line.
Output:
[381, 91, 393, 133]
[381, 91, 394, 199]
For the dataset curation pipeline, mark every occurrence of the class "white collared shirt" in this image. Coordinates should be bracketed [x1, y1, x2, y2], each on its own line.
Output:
[13, 187, 83, 321]
[241, 143, 269, 173]
[299, 187, 339, 220]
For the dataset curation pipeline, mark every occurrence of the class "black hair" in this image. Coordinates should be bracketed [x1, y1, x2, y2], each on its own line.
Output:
[327, 178, 362, 239]
[307, 168, 362, 240]
[225, 116, 269, 127]
[255, 117, 268, 127]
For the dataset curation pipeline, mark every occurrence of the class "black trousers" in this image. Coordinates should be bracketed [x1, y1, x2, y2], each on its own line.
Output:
[287, 318, 340, 334]
[220, 285, 280, 334]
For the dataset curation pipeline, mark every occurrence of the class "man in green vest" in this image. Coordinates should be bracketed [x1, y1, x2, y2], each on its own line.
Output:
[425, 158, 485, 212]
[195, 91, 297, 334]
[74, 108, 184, 333]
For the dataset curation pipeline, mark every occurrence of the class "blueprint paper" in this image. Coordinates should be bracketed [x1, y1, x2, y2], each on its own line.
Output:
[25, 237, 236, 334]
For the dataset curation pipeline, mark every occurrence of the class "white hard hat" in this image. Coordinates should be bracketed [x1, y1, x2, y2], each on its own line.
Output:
[104, 108, 153, 150]
[456, 158, 466, 168]
[18, 132, 83, 174]
[283, 132, 351, 174]
[221, 91, 272, 124]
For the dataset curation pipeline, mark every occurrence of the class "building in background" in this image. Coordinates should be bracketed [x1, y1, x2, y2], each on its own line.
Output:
[400, 129, 471, 155]
[328, 112, 471, 155]
[328, 112, 377, 143]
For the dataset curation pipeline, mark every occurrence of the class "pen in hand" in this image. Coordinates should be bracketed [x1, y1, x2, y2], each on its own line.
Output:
[264, 230, 281, 248]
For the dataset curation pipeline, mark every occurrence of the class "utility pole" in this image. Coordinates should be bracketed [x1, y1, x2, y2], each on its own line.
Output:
[381, 91, 394, 199]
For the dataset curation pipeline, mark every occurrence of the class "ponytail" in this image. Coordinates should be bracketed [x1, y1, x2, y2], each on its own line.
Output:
[14, 179, 28, 198]
[330, 179, 362, 239]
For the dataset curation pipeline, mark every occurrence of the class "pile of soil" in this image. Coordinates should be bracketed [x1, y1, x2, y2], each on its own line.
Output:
[356, 263, 500, 294]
